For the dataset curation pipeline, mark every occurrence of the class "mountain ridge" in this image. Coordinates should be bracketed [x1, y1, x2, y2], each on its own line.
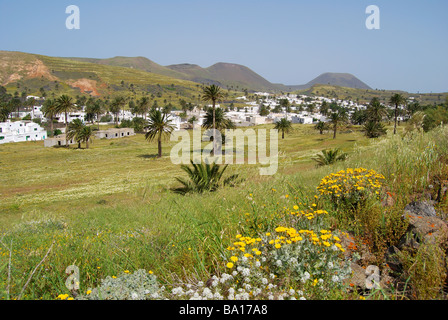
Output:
[65, 55, 372, 92]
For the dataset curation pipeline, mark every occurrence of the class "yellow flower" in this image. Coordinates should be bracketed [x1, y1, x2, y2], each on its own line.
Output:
[149, 270, 153, 274]
[226, 262, 234, 268]
[293, 205, 299, 210]
[124, 270, 130, 274]
[275, 243, 281, 249]
[86, 290, 92, 295]
[230, 256, 238, 262]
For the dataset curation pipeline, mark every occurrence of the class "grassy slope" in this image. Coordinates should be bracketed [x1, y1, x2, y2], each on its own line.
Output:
[1, 122, 447, 299]
[0, 51, 202, 99]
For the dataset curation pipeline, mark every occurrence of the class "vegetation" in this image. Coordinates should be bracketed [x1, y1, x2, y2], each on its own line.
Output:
[274, 118, 293, 139]
[312, 148, 347, 167]
[144, 109, 175, 158]
[201, 85, 225, 154]
[1, 120, 448, 300]
[172, 161, 240, 195]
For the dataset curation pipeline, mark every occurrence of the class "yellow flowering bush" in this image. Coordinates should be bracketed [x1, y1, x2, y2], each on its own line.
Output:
[223, 225, 351, 299]
[316, 168, 385, 210]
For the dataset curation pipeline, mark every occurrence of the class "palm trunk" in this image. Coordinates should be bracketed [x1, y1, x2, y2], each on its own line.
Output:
[65, 111, 68, 147]
[50, 116, 54, 135]
[212, 100, 216, 156]
[333, 125, 337, 139]
[158, 131, 162, 158]
[393, 105, 398, 134]
[86, 139, 89, 149]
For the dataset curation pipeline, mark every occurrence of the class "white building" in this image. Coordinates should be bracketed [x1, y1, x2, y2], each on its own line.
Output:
[0, 121, 47, 144]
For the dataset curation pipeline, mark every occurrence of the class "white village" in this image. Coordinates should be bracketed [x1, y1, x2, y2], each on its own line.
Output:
[0, 92, 407, 146]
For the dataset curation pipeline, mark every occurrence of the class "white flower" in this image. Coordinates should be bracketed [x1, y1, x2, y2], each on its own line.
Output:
[172, 287, 184, 295]
[202, 288, 213, 299]
[232, 271, 238, 276]
[268, 295, 274, 300]
[255, 260, 261, 268]
[275, 260, 282, 267]
[328, 262, 334, 269]
[197, 281, 204, 287]
[131, 292, 139, 300]
[301, 272, 310, 282]
[332, 275, 340, 283]
[242, 268, 250, 277]
[228, 287, 235, 295]
[261, 278, 268, 285]
[300, 296, 306, 300]
[289, 289, 295, 295]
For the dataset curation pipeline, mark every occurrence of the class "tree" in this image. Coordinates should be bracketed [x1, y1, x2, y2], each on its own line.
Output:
[145, 109, 176, 158]
[274, 118, 292, 139]
[363, 120, 387, 138]
[366, 97, 387, 123]
[110, 96, 126, 125]
[389, 93, 406, 134]
[66, 119, 85, 149]
[79, 125, 94, 149]
[320, 101, 330, 116]
[314, 120, 328, 134]
[56, 95, 78, 144]
[171, 161, 240, 195]
[312, 149, 347, 167]
[41, 98, 58, 135]
[202, 107, 235, 131]
[201, 85, 225, 155]
[328, 107, 348, 139]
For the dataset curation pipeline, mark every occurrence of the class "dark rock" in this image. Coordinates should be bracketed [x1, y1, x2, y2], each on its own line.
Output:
[404, 201, 437, 217]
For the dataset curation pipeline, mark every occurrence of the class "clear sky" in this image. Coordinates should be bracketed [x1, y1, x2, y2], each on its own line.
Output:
[0, 0, 447, 93]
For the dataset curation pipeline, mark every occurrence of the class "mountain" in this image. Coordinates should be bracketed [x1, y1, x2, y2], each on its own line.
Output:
[0, 51, 200, 98]
[304, 72, 372, 90]
[1, 50, 375, 98]
[73, 56, 373, 92]
[166, 62, 275, 92]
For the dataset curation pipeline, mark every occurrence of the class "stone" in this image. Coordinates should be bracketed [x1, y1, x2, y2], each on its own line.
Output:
[404, 201, 437, 217]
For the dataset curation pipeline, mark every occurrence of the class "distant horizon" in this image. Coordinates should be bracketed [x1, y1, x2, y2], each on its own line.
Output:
[1, 0, 447, 93]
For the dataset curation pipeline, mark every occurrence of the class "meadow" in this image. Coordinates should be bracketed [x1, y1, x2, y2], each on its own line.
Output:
[1, 123, 447, 300]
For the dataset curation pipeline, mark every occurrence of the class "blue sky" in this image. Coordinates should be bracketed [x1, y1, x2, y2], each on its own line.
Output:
[0, 0, 447, 93]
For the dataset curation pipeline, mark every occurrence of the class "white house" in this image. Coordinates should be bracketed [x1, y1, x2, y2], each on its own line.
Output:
[0, 121, 47, 144]
[291, 115, 314, 124]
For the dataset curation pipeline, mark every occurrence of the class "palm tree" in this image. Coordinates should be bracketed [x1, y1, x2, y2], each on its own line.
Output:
[201, 85, 225, 154]
[274, 118, 293, 139]
[363, 120, 387, 138]
[312, 149, 347, 167]
[66, 119, 85, 148]
[41, 98, 58, 135]
[109, 98, 123, 126]
[172, 161, 239, 195]
[145, 109, 176, 158]
[329, 107, 348, 139]
[314, 120, 328, 135]
[366, 97, 387, 123]
[389, 93, 406, 134]
[202, 107, 235, 131]
[79, 125, 94, 149]
[56, 95, 78, 145]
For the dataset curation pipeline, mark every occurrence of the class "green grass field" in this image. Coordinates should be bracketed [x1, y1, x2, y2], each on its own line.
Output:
[1, 123, 447, 300]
